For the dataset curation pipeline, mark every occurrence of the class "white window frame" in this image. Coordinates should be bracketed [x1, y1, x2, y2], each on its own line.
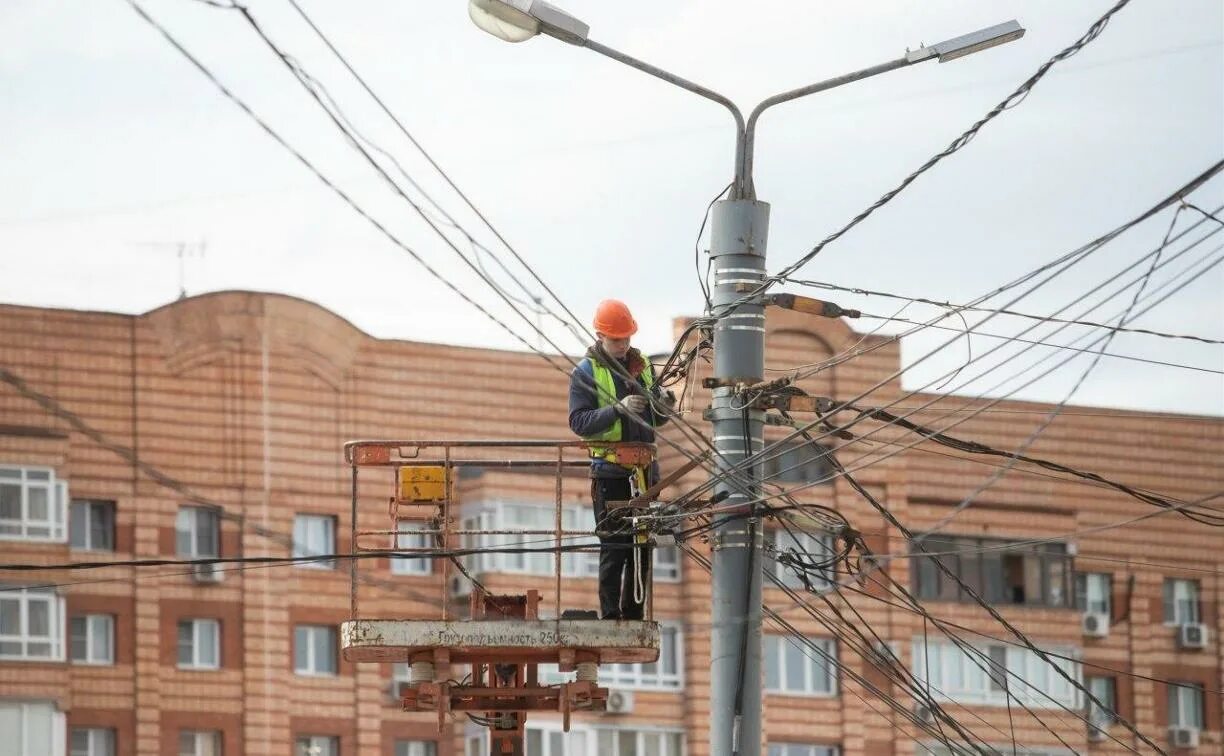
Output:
[1075, 572, 1111, 615]
[764, 634, 837, 697]
[178, 729, 221, 756]
[603, 621, 684, 689]
[69, 500, 115, 551]
[911, 639, 1082, 709]
[293, 514, 336, 570]
[768, 745, 840, 756]
[464, 721, 683, 755]
[538, 622, 684, 691]
[177, 619, 220, 670]
[294, 624, 338, 677]
[176, 506, 219, 558]
[69, 614, 114, 665]
[393, 741, 436, 756]
[458, 502, 601, 578]
[0, 700, 66, 756]
[593, 726, 684, 756]
[921, 746, 1074, 756]
[70, 727, 116, 756]
[0, 587, 66, 661]
[390, 530, 433, 576]
[295, 735, 338, 756]
[0, 465, 67, 543]
[390, 662, 413, 697]
[1086, 675, 1116, 727]
[654, 542, 681, 582]
[1163, 578, 1200, 625]
[1167, 682, 1204, 729]
[766, 528, 834, 590]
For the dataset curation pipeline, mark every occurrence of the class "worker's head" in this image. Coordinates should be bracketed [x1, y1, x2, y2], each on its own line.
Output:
[593, 299, 637, 359]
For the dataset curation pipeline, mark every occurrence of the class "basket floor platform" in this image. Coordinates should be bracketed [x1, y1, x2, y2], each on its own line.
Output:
[341, 619, 660, 664]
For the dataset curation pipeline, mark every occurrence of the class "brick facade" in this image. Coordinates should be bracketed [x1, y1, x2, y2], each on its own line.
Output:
[0, 291, 1220, 755]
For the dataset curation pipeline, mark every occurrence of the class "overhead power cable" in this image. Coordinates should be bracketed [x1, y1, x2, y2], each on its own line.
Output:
[280, 0, 593, 345]
[678, 178, 1224, 516]
[687, 168, 1224, 509]
[716, 0, 1139, 317]
[787, 271, 1224, 345]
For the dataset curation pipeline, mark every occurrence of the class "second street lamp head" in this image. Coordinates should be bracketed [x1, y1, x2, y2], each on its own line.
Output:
[468, 0, 589, 45]
[907, 20, 1025, 64]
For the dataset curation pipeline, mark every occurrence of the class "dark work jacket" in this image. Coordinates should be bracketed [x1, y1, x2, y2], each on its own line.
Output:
[568, 348, 667, 479]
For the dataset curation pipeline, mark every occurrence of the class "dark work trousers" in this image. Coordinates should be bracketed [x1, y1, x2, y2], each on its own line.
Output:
[591, 476, 652, 620]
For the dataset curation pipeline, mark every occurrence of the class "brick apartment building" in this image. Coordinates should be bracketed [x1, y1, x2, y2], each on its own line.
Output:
[1, 291, 1221, 756]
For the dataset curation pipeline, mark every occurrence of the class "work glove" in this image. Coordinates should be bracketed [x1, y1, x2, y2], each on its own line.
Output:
[616, 394, 649, 416]
[660, 389, 677, 410]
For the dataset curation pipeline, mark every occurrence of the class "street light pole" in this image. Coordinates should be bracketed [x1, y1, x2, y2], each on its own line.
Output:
[467, 6, 1023, 754]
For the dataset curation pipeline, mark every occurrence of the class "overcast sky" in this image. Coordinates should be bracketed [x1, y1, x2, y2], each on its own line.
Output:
[2, 0, 1221, 416]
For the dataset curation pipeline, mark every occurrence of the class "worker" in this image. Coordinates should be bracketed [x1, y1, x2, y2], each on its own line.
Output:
[569, 299, 671, 620]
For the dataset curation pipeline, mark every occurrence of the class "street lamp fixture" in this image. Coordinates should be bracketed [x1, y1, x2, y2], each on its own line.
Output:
[468, 0, 588, 44]
[907, 20, 1026, 63]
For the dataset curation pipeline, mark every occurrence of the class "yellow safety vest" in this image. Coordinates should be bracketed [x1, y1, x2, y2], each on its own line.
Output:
[583, 356, 655, 464]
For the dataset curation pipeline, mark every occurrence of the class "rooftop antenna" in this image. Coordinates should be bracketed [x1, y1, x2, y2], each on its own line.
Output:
[127, 239, 207, 299]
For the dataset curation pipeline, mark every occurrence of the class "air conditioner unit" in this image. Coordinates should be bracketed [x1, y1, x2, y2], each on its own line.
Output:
[192, 562, 224, 584]
[1176, 623, 1208, 650]
[1169, 726, 1200, 749]
[604, 689, 635, 715]
[914, 704, 935, 725]
[1086, 722, 1109, 742]
[1081, 612, 1110, 639]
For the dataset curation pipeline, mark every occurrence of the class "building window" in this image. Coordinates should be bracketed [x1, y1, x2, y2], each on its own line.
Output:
[0, 700, 65, 756]
[1074, 572, 1111, 615]
[394, 741, 436, 756]
[391, 663, 412, 697]
[761, 441, 834, 484]
[912, 639, 1081, 708]
[1162, 579, 1200, 625]
[1167, 682, 1204, 729]
[69, 500, 115, 551]
[176, 506, 219, 558]
[177, 619, 220, 670]
[538, 623, 683, 690]
[594, 729, 683, 756]
[295, 625, 338, 676]
[69, 614, 114, 665]
[1086, 676, 1117, 727]
[768, 745, 839, 756]
[0, 587, 65, 661]
[0, 465, 67, 542]
[458, 503, 600, 578]
[654, 543, 681, 582]
[912, 535, 1070, 607]
[466, 726, 679, 756]
[920, 743, 1072, 748]
[764, 635, 837, 696]
[604, 622, 683, 689]
[71, 727, 116, 756]
[766, 528, 834, 590]
[295, 735, 338, 756]
[293, 514, 335, 569]
[390, 530, 432, 576]
[178, 730, 222, 756]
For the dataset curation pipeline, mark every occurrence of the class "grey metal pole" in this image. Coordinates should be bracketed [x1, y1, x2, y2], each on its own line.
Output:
[708, 198, 769, 756]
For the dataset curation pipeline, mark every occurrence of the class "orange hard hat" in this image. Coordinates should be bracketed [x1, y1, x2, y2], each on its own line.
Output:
[593, 299, 638, 339]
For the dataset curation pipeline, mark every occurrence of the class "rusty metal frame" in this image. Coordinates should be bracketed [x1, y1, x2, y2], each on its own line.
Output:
[345, 440, 656, 621]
